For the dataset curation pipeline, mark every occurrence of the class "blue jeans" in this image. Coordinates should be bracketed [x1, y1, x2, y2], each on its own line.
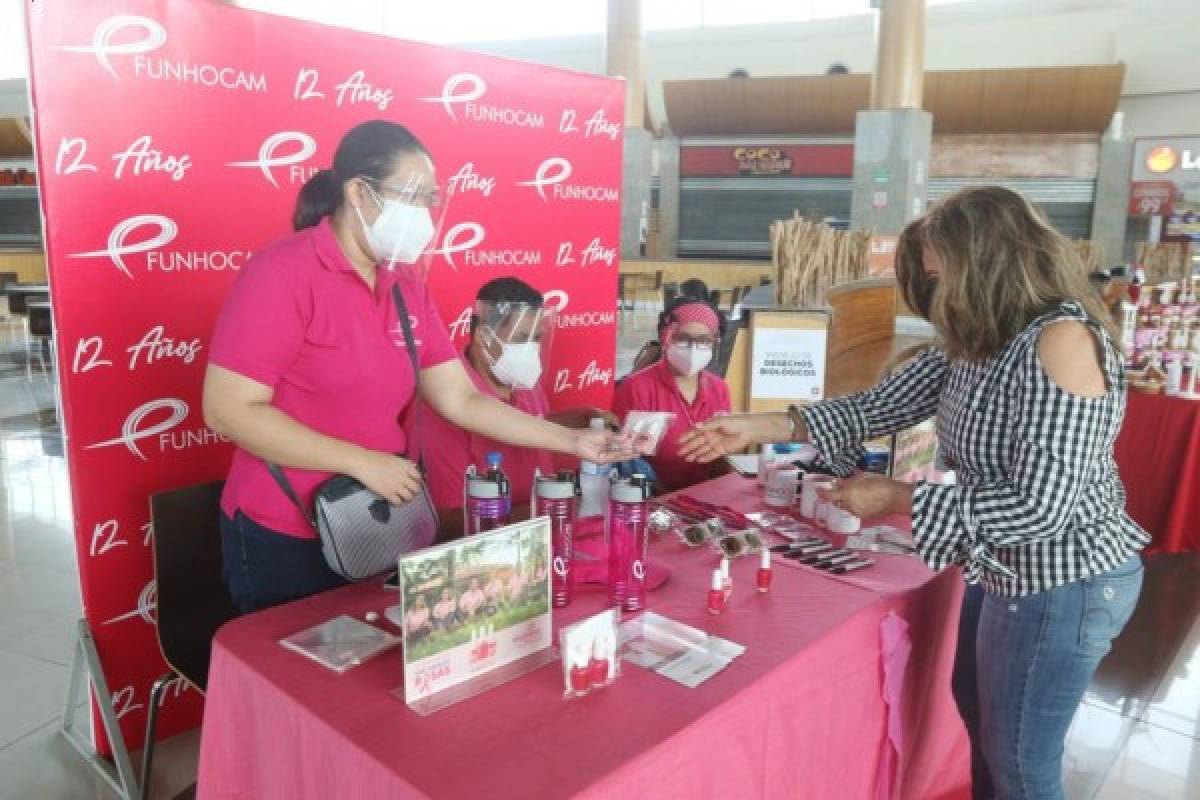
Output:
[952, 556, 1143, 800]
[220, 511, 347, 614]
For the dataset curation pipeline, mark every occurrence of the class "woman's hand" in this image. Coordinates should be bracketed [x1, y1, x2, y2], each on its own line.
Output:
[350, 450, 424, 504]
[677, 413, 790, 463]
[819, 474, 913, 519]
[570, 427, 634, 464]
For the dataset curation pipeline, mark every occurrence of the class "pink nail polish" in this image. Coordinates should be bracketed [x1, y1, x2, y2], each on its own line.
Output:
[571, 664, 592, 693]
[707, 569, 726, 614]
[756, 548, 772, 593]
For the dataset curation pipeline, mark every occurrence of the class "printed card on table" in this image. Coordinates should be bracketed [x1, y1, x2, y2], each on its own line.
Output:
[399, 518, 552, 704]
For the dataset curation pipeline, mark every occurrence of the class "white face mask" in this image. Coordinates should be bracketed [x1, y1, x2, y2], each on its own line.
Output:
[355, 186, 436, 264]
[491, 341, 543, 390]
[667, 342, 712, 377]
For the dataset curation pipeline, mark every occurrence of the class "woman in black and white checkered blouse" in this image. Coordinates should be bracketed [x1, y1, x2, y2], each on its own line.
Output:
[680, 186, 1148, 800]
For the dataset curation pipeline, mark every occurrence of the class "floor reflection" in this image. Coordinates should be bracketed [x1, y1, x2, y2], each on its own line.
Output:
[1065, 552, 1200, 798]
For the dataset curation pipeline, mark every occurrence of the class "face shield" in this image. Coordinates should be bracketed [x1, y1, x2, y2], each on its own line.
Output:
[474, 300, 556, 391]
[355, 170, 450, 282]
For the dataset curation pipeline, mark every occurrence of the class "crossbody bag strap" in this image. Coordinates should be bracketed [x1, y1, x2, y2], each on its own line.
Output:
[391, 284, 425, 471]
[265, 461, 317, 528]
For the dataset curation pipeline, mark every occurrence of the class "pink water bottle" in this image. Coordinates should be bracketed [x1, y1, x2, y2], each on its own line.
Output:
[607, 475, 651, 612]
[534, 470, 578, 608]
[464, 454, 511, 536]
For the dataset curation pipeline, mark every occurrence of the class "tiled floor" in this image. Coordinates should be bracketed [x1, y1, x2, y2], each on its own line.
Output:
[0, 310, 1198, 799]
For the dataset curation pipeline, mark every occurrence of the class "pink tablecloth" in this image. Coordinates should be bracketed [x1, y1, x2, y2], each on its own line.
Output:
[197, 474, 970, 800]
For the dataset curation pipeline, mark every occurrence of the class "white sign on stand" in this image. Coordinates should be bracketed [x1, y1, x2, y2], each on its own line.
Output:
[750, 325, 827, 402]
[395, 518, 555, 715]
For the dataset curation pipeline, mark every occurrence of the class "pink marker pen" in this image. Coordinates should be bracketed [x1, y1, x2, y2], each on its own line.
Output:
[707, 569, 726, 615]
[756, 547, 772, 593]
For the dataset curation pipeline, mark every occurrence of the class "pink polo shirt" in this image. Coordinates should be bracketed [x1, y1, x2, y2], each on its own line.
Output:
[411, 352, 555, 510]
[612, 358, 731, 492]
[208, 217, 456, 538]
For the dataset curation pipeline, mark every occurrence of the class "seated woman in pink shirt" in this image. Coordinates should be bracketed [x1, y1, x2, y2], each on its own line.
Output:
[484, 575, 504, 612]
[432, 588, 458, 631]
[506, 570, 528, 605]
[405, 594, 432, 640]
[458, 579, 486, 619]
[204, 121, 623, 613]
[612, 295, 732, 492]
[413, 277, 615, 510]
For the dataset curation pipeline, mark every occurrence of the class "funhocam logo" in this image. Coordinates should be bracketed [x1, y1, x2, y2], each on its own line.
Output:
[517, 158, 618, 203]
[426, 222, 486, 270]
[226, 132, 319, 188]
[68, 215, 249, 277]
[56, 14, 267, 91]
[84, 398, 228, 461]
[419, 73, 544, 128]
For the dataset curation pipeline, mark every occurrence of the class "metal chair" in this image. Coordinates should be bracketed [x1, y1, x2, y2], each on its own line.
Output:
[141, 481, 236, 800]
[25, 299, 52, 381]
[619, 270, 664, 328]
[0, 273, 20, 345]
[0, 271, 17, 315]
[8, 284, 48, 315]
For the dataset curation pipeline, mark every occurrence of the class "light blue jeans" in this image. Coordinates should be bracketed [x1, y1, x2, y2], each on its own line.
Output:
[952, 555, 1143, 800]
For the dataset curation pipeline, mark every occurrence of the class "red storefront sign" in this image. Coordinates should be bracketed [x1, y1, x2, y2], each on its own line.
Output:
[1129, 181, 1176, 216]
[681, 144, 854, 177]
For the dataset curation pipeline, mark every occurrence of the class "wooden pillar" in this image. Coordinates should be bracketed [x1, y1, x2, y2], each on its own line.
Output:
[605, 0, 644, 128]
[870, 0, 925, 110]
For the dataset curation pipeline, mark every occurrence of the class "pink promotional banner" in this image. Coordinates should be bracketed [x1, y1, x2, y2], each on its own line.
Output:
[25, 0, 624, 754]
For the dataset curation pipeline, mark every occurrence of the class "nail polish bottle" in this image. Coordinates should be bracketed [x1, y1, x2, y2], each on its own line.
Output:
[570, 644, 592, 696]
[719, 557, 732, 601]
[707, 569, 726, 615]
[756, 547, 772, 593]
[589, 634, 612, 687]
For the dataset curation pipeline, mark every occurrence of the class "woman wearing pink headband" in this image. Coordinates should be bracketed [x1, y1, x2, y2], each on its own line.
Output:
[612, 297, 731, 491]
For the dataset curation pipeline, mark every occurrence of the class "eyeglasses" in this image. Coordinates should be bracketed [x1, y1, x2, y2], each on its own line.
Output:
[671, 335, 716, 350]
[363, 178, 443, 209]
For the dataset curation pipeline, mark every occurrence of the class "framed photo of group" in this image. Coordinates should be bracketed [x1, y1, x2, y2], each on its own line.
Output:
[397, 517, 555, 714]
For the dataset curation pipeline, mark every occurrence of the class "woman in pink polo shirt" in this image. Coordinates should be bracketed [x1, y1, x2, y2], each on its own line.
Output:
[204, 121, 620, 613]
[612, 295, 731, 492]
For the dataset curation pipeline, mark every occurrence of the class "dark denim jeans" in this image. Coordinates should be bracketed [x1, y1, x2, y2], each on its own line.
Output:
[952, 556, 1143, 800]
[220, 511, 347, 614]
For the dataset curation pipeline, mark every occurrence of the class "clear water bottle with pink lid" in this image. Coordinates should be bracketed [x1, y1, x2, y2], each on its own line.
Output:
[607, 474, 652, 612]
[533, 469, 579, 608]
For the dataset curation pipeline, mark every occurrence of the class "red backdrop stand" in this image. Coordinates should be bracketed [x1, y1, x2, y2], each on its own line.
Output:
[25, 0, 624, 765]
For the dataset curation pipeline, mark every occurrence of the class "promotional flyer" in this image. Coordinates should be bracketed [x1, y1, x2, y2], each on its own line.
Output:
[399, 518, 552, 704]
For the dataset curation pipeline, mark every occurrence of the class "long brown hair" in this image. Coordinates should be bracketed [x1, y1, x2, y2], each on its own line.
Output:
[896, 186, 1115, 362]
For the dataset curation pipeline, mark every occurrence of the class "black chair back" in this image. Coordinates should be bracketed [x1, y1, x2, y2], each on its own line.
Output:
[27, 301, 52, 338]
[713, 316, 745, 378]
[9, 288, 48, 314]
[149, 481, 237, 692]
